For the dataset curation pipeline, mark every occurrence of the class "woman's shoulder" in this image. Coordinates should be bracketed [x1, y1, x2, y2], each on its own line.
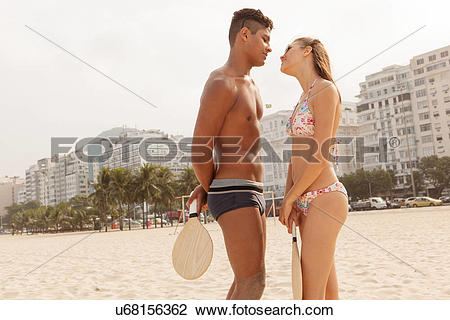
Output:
[310, 79, 339, 105]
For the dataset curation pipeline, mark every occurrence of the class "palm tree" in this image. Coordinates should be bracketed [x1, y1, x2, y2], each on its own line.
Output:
[153, 166, 176, 228]
[137, 163, 159, 229]
[124, 170, 139, 230]
[36, 206, 52, 233]
[109, 168, 131, 231]
[91, 167, 112, 232]
[53, 202, 69, 233]
[176, 166, 199, 196]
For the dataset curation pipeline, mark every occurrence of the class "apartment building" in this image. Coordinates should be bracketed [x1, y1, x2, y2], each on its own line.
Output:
[98, 127, 191, 177]
[356, 65, 419, 191]
[410, 45, 450, 157]
[0, 176, 25, 216]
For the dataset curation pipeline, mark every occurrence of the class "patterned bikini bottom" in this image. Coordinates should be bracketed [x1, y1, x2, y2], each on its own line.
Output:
[293, 181, 348, 216]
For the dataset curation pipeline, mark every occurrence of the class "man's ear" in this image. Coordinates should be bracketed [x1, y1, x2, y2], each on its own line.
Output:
[239, 27, 250, 42]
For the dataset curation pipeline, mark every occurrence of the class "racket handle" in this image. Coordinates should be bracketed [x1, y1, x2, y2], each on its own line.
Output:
[189, 199, 198, 218]
[292, 221, 297, 242]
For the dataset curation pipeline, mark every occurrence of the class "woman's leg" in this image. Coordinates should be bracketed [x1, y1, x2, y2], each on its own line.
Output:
[325, 259, 339, 299]
[299, 191, 348, 299]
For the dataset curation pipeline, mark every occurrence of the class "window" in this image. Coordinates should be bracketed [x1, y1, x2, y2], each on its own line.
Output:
[414, 68, 424, 75]
[419, 112, 430, 120]
[416, 89, 427, 98]
[429, 54, 436, 62]
[378, 101, 382, 108]
[421, 135, 433, 143]
[445, 96, 450, 103]
[432, 99, 438, 106]
[417, 58, 424, 65]
[433, 111, 440, 118]
[446, 109, 450, 116]
[420, 123, 431, 132]
[393, 97, 397, 104]
[417, 100, 428, 109]
[423, 146, 435, 156]
[441, 51, 449, 58]
[384, 89, 388, 94]
[385, 99, 389, 106]
[415, 78, 425, 86]
[436, 136, 443, 142]
[427, 62, 446, 72]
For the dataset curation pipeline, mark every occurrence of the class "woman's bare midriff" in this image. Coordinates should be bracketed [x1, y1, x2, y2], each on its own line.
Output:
[290, 150, 339, 194]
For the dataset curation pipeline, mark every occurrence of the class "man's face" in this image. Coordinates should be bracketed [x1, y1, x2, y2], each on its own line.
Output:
[246, 27, 272, 67]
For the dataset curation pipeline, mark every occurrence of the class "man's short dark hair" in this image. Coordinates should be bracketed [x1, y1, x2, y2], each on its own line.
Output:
[228, 8, 273, 47]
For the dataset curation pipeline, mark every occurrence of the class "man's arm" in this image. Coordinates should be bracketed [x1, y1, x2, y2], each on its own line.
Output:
[191, 76, 237, 192]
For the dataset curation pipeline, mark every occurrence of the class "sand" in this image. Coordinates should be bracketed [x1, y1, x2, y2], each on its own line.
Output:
[0, 206, 449, 299]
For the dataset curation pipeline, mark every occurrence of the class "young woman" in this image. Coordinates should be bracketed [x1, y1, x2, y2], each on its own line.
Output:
[278, 37, 348, 299]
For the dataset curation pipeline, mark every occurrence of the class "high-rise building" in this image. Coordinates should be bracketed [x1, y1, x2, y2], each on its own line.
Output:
[410, 45, 450, 157]
[356, 65, 419, 194]
[355, 44, 450, 196]
[336, 101, 362, 176]
[98, 127, 191, 177]
[0, 176, 25, 217]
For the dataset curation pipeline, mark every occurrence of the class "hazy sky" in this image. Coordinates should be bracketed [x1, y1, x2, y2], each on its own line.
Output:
[1, 0, 449, 177]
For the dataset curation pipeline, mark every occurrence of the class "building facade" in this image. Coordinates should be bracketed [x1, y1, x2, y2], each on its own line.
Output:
[410, 45, 450, 158]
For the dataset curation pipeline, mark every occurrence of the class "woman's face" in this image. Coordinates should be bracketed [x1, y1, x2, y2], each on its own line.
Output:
[280, 41, 307, 76]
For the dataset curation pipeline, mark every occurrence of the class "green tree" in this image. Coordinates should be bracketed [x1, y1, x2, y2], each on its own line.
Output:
[153, 166, 176, 228]
[90, 167, 112, 232]
[137, 163, 159, 229]
[419, 156, 450, 197]
[109, 168, 131, 231]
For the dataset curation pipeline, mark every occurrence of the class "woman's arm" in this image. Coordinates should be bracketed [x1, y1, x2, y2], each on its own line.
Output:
[284, 162, 293, 196]
[284, 82, 339, 205]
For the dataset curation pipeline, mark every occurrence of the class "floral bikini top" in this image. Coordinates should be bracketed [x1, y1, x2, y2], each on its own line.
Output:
[285, 78, 340, 169]
[285, 78, 318, 137]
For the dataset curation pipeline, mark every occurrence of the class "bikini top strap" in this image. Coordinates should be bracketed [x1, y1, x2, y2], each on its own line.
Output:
[305, 78, 320, 100]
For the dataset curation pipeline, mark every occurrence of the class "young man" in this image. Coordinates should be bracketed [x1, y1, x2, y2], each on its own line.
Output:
[186, 8, 273, 299]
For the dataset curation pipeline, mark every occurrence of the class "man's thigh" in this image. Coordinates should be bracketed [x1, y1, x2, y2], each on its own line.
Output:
[217, 206, 266, 279]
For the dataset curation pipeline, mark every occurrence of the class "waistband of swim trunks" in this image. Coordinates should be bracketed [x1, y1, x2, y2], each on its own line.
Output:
[210, 178, 263, 188]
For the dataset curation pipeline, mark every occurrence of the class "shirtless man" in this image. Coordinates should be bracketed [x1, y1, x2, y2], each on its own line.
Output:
[186, 9, 273, 299]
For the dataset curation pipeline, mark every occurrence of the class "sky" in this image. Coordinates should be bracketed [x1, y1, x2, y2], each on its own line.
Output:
[1, 0, 449, 177]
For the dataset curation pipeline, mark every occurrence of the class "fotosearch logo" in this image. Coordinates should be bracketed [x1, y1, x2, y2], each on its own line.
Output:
[50, 136, 389, 164]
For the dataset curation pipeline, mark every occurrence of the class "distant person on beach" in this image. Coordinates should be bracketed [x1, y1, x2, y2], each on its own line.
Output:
[279, 37, 349, 299]
[187, 8, 273, 299]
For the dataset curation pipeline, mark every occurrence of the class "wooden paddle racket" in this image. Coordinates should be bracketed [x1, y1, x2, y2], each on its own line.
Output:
[172, 196, 213, 280]
[291, 220, 302, 299]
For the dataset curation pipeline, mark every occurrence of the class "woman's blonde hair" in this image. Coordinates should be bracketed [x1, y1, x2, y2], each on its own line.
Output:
[294, 37, 341, 102]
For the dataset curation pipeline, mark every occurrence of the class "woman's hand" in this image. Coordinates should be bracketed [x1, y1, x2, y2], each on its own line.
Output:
[186, 185, 207, 214]
[286, 206, 302, 234]
[279, 198, 296, 227]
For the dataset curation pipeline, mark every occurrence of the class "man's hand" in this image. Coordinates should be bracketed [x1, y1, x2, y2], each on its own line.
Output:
[186, 185, 207, 214]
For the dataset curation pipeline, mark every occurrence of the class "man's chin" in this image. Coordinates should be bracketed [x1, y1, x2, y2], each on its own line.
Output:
[254, 60, 266, 67]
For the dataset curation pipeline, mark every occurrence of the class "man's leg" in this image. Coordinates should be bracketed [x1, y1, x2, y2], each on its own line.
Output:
[218, 206, 266, 300]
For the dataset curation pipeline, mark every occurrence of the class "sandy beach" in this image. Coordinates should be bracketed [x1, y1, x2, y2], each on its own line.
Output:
[1, 206, 449, 300]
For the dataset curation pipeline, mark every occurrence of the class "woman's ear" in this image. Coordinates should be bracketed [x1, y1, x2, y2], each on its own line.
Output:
[304, 45, 313, 56]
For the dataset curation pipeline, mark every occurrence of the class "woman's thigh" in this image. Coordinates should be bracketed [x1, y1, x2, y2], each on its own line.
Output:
[299, 191, 348, 298]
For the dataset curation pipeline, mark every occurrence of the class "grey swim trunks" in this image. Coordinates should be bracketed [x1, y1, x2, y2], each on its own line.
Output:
[207, 178, 266, 221]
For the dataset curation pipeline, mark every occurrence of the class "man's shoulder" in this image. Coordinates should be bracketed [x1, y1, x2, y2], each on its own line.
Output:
[204, 69, 238, 97]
